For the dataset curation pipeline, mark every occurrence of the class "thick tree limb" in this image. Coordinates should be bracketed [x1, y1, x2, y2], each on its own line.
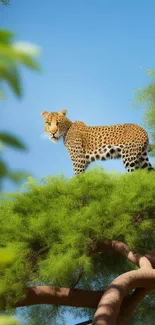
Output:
[74, 286, 151, 325]
[115, 287, 150, 325]
[15, 287, 103, 309]
[92, 267, 155, 325]
[145, 248, 155, 268]
[92, 240, 155, 268]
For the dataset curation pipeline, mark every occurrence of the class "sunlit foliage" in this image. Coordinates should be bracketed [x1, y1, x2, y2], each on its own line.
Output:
[1, 168, 155, 323]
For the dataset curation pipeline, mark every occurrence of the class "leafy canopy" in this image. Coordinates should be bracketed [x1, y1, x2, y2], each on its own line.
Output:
[134, 68, 155, 156]
[1, 168, 155, 323]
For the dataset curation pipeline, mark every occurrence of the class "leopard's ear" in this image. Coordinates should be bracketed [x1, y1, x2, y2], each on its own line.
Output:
[59, 109, 67, 116]
[41, 111, 49, 118]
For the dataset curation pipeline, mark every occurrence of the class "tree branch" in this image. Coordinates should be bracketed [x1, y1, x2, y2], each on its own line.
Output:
[15, 287, 103, 309]
[91, 240, 155, 268]
[145, 248, 155, 268]
[92, 268, 155, 325]
[115, 287, 151, 325]
[13, 241, 155, 325]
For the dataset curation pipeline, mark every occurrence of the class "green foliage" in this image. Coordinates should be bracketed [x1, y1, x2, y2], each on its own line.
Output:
[0, 0, 10, 6]
[0, 26, 41, 323]
[20, 305, 66, 325]
[0, 247, 19, 325]
[1, 168, 155, 323]
[0, 29, 40, 98]
[0, 157, 29, 190]
[0, 29, 41, 188]
[0, 316, 19, 325]
[0, 247, 15, 267]
[134, 68, 155, 156]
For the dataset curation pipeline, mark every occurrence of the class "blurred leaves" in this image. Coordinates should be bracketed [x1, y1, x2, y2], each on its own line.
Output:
[0, 248, 15, 267]
[7, 171, 29, 183]
[0, 133, 26, 150]
[0, 157, 29, 188]
[134, 68, 155, 156]
[0, 247, 18, 325]
[0, 29, 40, 98]
[0, 28, 41, 188]
[0, 0, 10, 6]
[0, 30, 13, 44]
[0, 316, 19, 325]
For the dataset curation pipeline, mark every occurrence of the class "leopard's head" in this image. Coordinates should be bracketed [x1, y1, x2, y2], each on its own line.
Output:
[41, 109, 72, 142]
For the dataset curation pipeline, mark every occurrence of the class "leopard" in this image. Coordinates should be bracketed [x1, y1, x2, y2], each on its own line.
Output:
[41, 109, 154, 175]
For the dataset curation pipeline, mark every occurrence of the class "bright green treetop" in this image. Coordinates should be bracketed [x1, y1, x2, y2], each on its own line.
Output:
[134, 69, 155, 156]
[1, 168, 155, 324]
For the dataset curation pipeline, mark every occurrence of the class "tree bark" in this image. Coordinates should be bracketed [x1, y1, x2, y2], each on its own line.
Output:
[115, 287, 150, 325]
[15, 287, 103, 309]
[92, 257, 155, 325]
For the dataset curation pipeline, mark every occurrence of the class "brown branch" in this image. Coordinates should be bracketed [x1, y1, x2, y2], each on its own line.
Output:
[145, 248, 155, 268]
[92, 267, 155, 325]
[76, 287, 150, 325]
[115, 287, 151, 325]
[91, 240, 155, 268]
[91, 240, 142, 267]
[15, 286, 103, 309]
[90, 287, 150, 325]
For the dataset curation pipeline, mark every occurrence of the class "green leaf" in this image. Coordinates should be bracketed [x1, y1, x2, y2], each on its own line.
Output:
[0, 159, 8, 178]
[13, 41, 41, 56]
[7, 170, 29, 183]
[0, 30, 13, 44]
[145, 69, 155, 78]
[0, 0, 10, 7]
[0, 316, 19, 325]
[17, 53, 40, 71]
[0, 88, 4, 99]
[0, 248, 15, 266]
[0, 32, 41, 97]
[0, 43, 40, 71]
[0, 65, 21, 97]
[0, 133, 26, 150]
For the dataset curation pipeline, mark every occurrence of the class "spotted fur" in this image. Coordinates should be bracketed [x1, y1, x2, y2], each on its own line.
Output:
[41, 109, 154, 175]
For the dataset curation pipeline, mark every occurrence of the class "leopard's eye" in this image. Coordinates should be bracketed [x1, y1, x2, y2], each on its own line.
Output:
[56, 121, 59, 126]
[47, 122, 51, 126]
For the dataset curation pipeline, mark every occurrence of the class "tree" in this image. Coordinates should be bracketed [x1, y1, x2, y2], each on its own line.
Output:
[0, 166, 155, 325]
[134, 68, 155, 156]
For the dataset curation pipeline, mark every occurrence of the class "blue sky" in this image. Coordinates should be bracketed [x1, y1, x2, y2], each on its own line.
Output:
[1, 0, 155, 322]
[1, 0, 155, 192]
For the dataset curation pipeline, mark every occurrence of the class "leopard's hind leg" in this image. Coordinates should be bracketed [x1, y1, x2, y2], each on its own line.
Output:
[122, 143, 154, 172]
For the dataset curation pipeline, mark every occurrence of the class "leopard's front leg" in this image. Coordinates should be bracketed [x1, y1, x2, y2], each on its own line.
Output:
[65, 136, 89, 175]
[72, 155, 88, 175]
